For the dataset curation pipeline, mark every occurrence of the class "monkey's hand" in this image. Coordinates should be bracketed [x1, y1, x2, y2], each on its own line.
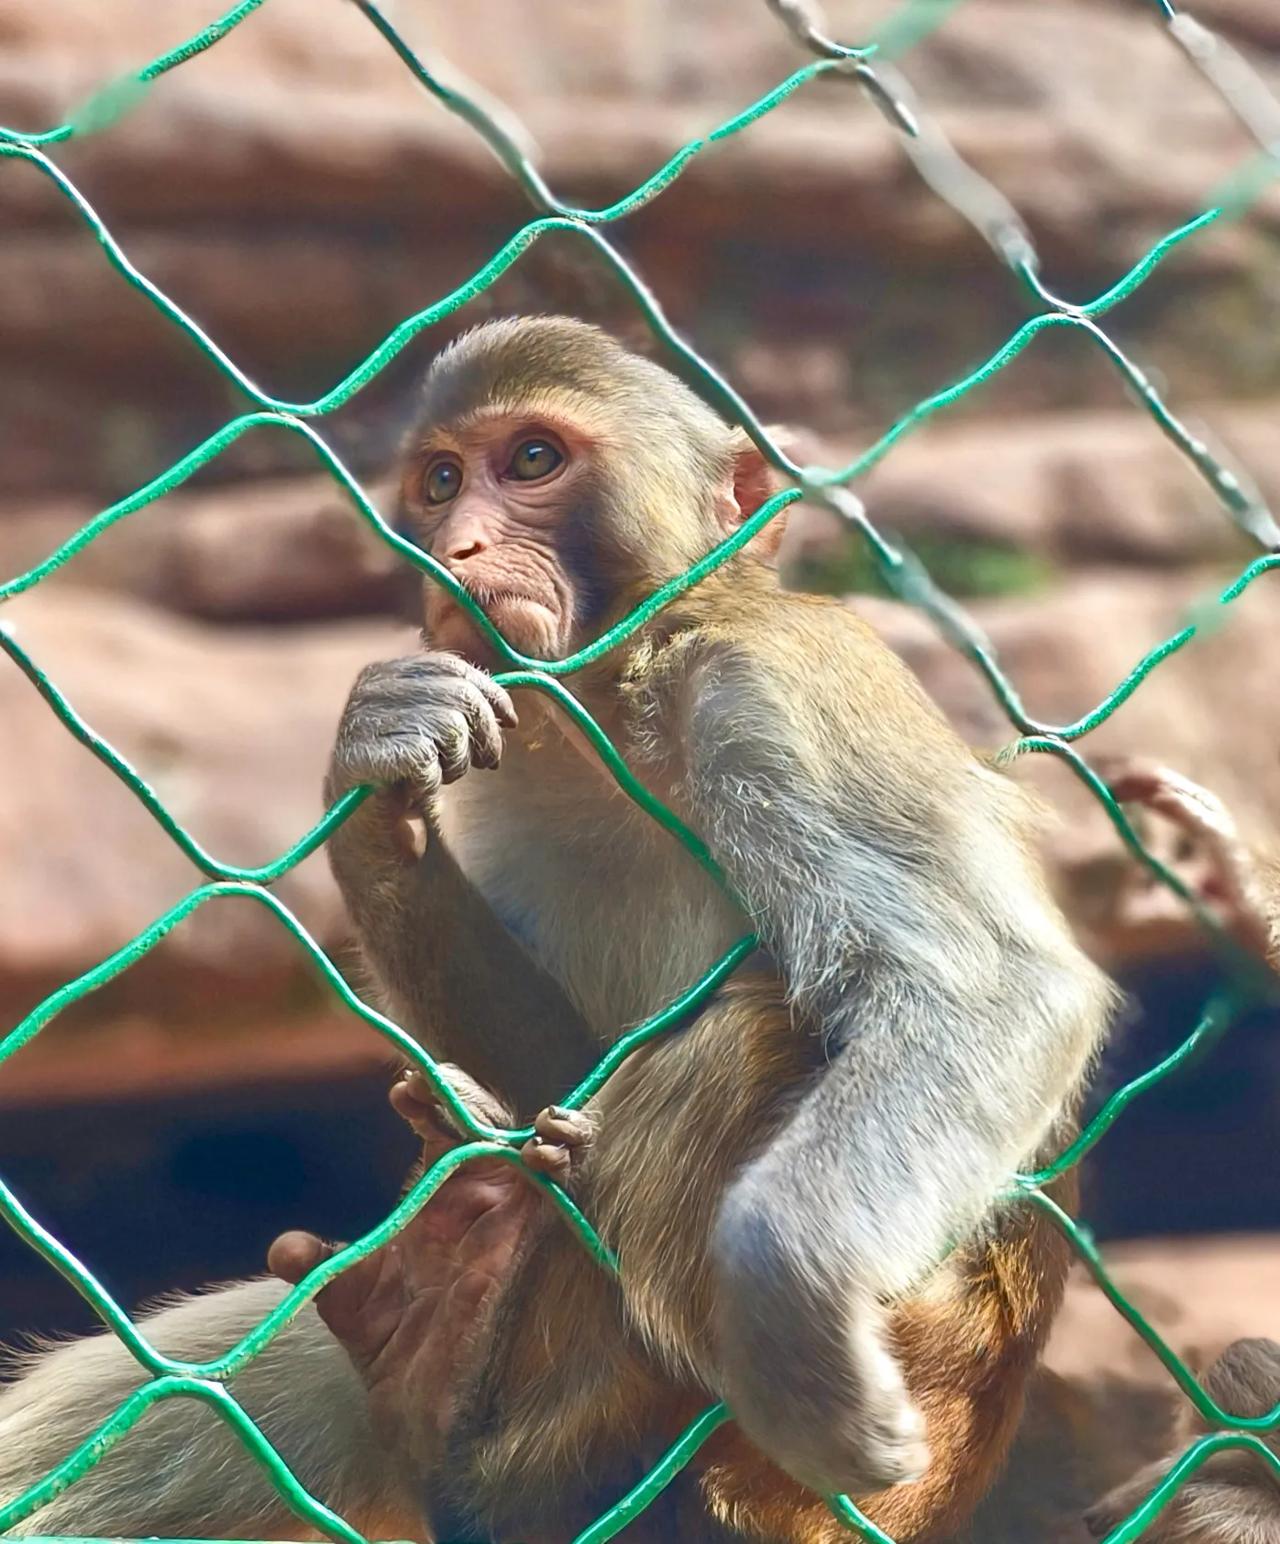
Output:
[391, 1067, 595, 1189]
[325, 653, 517, 818]
[269, 1064, 535, 1477]
[1101, 757, 1276, 966]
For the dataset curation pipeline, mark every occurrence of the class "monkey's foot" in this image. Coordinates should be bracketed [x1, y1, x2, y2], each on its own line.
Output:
[390, 1062, 514, 1156]
[520, 1104, 595, 1186]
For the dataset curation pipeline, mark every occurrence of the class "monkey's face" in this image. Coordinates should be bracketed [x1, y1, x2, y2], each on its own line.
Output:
[401, 409, 601, 666]
[399, 318, 792, 668]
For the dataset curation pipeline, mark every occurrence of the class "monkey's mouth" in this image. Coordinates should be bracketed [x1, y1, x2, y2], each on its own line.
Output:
[472, 586, 559, 627]
[435, 587, 565, 660]
[471, 586, 553, 612]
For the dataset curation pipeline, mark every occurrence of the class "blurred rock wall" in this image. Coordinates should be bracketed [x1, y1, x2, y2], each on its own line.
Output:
[0, 0, 1278, 1081]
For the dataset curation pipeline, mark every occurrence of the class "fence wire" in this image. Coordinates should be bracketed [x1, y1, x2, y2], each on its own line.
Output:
[0, 0, 1278, 1540]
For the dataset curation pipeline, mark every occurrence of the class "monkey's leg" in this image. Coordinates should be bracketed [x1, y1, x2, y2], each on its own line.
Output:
[582, 975, 1076, 1544]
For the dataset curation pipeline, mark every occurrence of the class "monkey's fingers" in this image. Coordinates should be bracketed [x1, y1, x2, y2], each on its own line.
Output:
[268, 1229, 412, 1364]
[1102, 758, 1238, 845]
[1096, 754, 1174, 807]
[390, 1069, 464, 1148]
[267, 1229, 338, 1286]
[535, 1105, 595, 1147]
[388, 655, 514, 771]
[520, 1104, 594, 1185]
[390, 1064, 514, 1149]
[411, 650, 519, 730]
[328, 653, 517, 819]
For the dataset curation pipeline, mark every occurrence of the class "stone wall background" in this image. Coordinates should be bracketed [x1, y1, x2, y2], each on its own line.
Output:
[0, 0, 1277, 1333]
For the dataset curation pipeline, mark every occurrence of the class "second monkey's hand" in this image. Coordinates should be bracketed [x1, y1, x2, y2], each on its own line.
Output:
[268, 1065, 537, 1483]
[1103, 756, 1279, 969]
[325, 652, 518, 821]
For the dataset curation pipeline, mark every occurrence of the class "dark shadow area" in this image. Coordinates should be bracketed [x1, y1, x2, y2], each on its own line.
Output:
[1083, 961, 1280, 1241]
[0, 1070, 417, 1344]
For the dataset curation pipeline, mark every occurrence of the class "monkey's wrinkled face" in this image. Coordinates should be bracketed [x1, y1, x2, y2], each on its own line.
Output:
[401, 410, 599, 666]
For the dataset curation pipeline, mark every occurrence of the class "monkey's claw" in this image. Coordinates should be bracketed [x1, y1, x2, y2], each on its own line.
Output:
[520, 1104, 594, 1185]
[390, 1062, 512, 1146]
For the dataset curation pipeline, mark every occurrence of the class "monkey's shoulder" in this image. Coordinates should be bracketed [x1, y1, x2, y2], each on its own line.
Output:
[670, 576, 934, 682]
[651, 578, 973, 758]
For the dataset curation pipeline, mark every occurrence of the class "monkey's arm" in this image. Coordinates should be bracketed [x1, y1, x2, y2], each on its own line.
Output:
[328, 798, 596, 1115]
[325, 655, 598, 1117]
[652, 602, 1113, 1496]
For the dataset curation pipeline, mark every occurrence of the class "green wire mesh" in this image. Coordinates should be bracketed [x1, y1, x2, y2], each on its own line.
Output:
[1, 0, 1279, 1539]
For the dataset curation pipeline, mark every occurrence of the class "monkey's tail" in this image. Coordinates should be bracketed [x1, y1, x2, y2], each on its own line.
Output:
[0, 1276, 394, 1539]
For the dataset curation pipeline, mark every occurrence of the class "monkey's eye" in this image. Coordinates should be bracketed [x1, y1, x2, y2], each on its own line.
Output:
[506, 439, 564, 482]
[423, 457, 463, 505]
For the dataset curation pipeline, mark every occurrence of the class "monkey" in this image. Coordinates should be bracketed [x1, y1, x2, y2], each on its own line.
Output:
[277, 735, 1280, 1544]
[0, 315, 1116, 1543]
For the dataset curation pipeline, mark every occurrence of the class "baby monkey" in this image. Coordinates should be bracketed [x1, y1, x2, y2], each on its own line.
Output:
[0, 318, 1116, 1543]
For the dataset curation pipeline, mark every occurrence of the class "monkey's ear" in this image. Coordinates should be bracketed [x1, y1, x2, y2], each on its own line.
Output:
[720, 425, 794, 562]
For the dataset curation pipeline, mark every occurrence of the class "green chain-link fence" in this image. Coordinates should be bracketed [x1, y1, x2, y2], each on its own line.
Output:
[1, 0, 1279, 1539]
